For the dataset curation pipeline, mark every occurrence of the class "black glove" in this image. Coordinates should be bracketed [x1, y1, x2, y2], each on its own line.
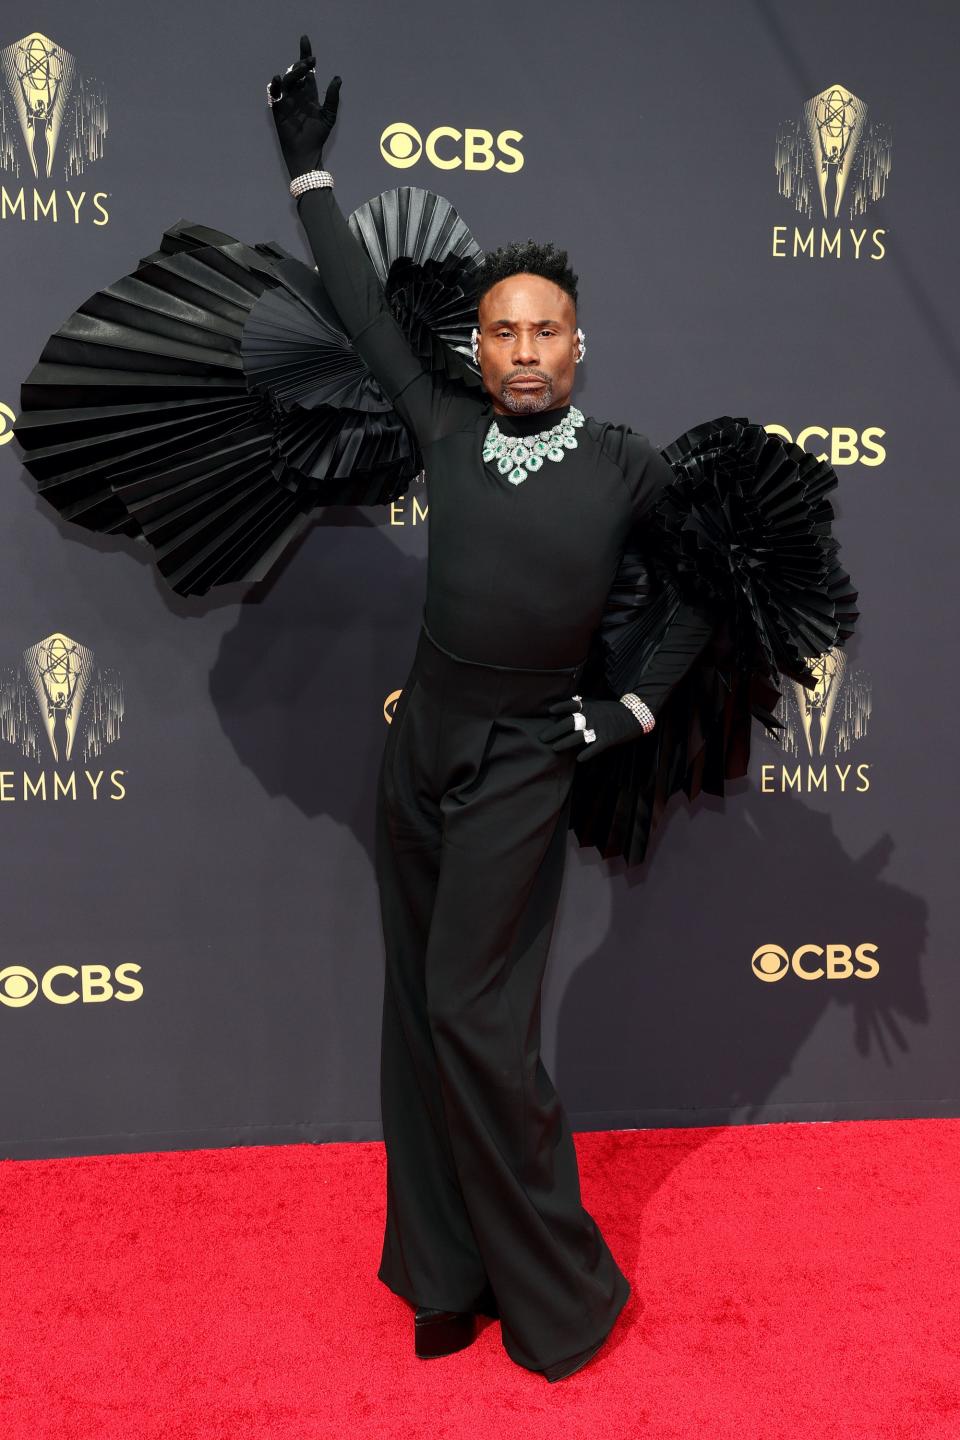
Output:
[268, 33, 342, 181]
[538, 695, 650, 764]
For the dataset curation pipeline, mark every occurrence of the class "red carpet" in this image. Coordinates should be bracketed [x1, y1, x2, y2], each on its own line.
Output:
[2, 1118, 958, 1439]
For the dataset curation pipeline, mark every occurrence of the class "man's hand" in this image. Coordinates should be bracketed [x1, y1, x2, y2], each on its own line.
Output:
[538, 695, 650, 764]
[268, 34, 341, 181]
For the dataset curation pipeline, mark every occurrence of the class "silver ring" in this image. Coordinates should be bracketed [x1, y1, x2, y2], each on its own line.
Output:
[571, 693, 583, 711]
[268, 60, 298, 107]
[582, 726, 597, 743]
[572, 712, 586, 732]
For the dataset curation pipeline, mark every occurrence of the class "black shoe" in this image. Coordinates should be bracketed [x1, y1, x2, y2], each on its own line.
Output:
[414, 1307, 478, 1358]
[540, 1335, 605, 1382]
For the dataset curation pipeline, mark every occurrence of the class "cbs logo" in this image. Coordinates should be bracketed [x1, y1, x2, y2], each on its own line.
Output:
[384, 689, 402, 722]
[380, 122, 523, 172]
[0, 963, 143, 1007]
[765, 425, 885, 467]
[751, 944, 879, 983]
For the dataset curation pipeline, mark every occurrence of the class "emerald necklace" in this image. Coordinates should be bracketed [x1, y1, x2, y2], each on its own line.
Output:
[482, 405, 585, 485]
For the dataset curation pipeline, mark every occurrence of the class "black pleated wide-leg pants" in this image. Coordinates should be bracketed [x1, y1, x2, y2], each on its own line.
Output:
[373, 619, 631, 1375]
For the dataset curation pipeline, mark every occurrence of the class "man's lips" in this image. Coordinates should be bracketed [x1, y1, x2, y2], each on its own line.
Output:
[510, 378, 545, 387]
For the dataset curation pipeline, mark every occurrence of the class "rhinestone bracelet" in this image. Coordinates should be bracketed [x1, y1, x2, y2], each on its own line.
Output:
[619, 692, 656, 733]
[290, 168, 335, 198]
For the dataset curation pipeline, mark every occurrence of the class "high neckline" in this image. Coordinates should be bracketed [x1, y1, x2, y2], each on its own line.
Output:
[487, 402, 572, 436]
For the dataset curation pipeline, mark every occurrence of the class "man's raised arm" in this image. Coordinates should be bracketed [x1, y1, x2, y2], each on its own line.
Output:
[269, 38, 480, 447]
[296, 184, 428, 411]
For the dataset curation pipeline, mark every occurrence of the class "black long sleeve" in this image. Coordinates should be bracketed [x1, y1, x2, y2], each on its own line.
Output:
[630, 602, 716, 717]
[294, 186, 717, 694]
[609, 435, 719, 718]
[295, 185, 483, 448]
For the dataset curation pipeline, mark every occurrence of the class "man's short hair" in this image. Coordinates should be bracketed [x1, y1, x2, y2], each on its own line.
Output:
[475, 239, 579, 313]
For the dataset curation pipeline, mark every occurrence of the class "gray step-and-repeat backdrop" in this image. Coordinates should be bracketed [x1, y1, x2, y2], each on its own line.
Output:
[1, 2, 956, 1159]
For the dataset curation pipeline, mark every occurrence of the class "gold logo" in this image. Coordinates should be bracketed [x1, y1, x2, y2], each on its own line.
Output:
[380, 122, 423, 168]
[778, 648, 871, 761]
[760, 646, 872, 794]
[776, 82, 891, 219]
[0, 963, 143, 1006]
[0, 631, 123, 762]
[0, 631, 126, 801]
[752, 944, 879, 982]
[384, 689, 402, 723]
[1, 31, 110, 225]
[380, 122, 523, 172]
[772, 83, 891, 260]
[0, 30, 108, 179]
[764, 423, 885, 467]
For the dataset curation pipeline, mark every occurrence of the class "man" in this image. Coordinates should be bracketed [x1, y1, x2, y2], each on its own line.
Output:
[268, 37, 722, 1384]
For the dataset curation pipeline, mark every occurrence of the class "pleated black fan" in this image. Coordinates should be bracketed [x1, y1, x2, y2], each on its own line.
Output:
[12, 188, 484, 597]
[346, 186, 485, 389]
[569, 416, 860, 865]
[654, 416, 859, 691]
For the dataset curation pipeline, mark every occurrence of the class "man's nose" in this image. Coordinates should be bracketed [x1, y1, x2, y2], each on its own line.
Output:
[512, 336, 541, 364]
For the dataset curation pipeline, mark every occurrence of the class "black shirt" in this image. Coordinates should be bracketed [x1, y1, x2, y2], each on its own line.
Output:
[296, 186, 713, 704]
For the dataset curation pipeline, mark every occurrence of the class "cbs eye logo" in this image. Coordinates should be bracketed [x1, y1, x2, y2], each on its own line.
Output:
[380, 123, 523, 172]
[751, 944, 879, 982]
[384, 689, 402, 722]
[0, 963, 143, 1006]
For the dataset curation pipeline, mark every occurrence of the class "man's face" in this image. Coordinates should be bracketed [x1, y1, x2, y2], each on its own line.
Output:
[476, 273, 579, 416]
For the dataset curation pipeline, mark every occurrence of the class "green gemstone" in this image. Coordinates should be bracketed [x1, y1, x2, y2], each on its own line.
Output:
[483, 407, 584, 473]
